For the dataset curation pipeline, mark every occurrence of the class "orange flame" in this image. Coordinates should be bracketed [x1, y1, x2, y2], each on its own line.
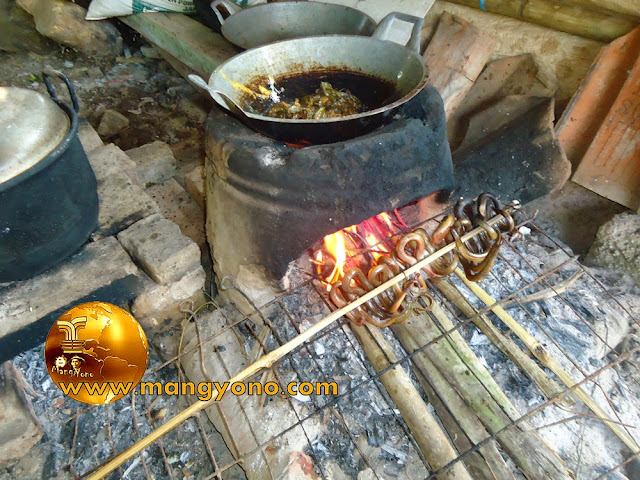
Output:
[315, 211, 404, 289]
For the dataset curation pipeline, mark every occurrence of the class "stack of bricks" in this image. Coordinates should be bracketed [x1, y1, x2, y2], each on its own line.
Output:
[0, 121, 209, 363]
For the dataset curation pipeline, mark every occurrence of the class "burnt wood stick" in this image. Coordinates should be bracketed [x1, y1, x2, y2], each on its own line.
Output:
[432, 277, 573, 406]
[393, 325, 516, 480]
[350, 323, 474, 480]
[393, 307, 573, 479]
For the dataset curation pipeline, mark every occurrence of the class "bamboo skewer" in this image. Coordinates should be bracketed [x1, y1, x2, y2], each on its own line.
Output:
[433, 278, 573, 405]
[350, 323, 474, 479]
[456, 269, 640, 454]
[86, 216, 509, 479]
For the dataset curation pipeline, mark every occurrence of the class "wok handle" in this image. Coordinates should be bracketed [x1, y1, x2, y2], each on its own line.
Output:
[210, 0, 240, 26]
[42, 67, 80, 113]
[372, 12, 424, 53]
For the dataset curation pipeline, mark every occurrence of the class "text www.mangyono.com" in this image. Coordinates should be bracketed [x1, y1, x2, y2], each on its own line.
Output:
[57, 381, 339, 401]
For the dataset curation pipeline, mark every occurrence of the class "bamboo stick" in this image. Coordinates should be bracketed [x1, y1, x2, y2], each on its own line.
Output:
[86, 216, 509, 479]
[445, 0, 639, 42]
[394, 309, 573, 479]
[428, 301, 521, 420]
[350, 323, 474, 479]
[392, 325, 516, 480]
[456, 270, 640, 454]
[433, 278, 572, 405]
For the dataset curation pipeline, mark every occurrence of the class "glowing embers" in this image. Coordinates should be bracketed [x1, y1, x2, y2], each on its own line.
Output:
[313, 212, 405, 289]
[312, 210, 428, 328]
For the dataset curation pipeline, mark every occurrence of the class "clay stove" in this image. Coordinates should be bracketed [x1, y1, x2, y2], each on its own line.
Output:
[205, 86, 454, 283]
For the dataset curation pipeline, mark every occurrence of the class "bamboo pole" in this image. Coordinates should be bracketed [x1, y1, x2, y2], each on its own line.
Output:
[567, 0, 640, 18]
[350, 323, 474, 479]
[456, 270, 640, 454]
[392, 325, 516, 480]
[393, 309, 573, 479]
[86, 216, 509, 479]
[428, 301, 521, 420]
[433, 278, 573, 405]
[445, 0, 639, 42]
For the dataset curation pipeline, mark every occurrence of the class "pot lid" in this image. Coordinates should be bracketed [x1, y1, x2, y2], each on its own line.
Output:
[0, 87, 70, 185]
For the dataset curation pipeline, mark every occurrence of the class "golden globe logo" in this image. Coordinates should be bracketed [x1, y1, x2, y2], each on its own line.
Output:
[44, 302, 149, 404]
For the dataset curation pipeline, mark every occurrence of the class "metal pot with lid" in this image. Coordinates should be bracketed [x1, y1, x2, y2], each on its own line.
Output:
[0, 69, 99, 282]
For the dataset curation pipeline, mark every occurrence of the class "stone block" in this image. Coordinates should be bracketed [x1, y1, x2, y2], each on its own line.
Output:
[132, 265, 206, 332]
[146, 178, 206, 247]
[77, 120, 103, 154]
[117, 213, 201, 284]
[454, 97, 571, 204]
[0, 0, 53, 54]
[88, 143, 138, 183]
[125, 141, 176, 187]
[0, 363, 43, 462]
[586, 212, 640, 283]
[88, 145, 159, 239]
[97, 109, 129, 137]
[17, 0, 123, 57]
[140, 45, 162, 59]
[0, 237, 146, 361]
[184, 165, 205, 209]
[93, 169, 159, 239]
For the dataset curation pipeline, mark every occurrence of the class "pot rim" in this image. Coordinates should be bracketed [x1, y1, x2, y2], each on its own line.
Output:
[209, 35, 428, 125]
[0, 98, 79, 193]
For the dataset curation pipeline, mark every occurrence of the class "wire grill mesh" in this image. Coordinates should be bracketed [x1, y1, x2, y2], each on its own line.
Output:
[12, 213, 640, 480]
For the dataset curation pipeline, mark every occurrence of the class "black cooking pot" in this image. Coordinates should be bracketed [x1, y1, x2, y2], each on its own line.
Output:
[0, 70, 99, 282]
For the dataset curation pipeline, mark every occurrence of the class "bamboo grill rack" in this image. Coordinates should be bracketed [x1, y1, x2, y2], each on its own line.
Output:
[40, 211, 640, 480]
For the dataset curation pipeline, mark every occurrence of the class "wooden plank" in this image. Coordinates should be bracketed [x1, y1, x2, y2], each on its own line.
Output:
[423, 11, 496, 117]
[523, 0, 639, 42]
[557, 27, 640, 169]
[119, 12, 238, 79]
[572, 50, 640, 211]
[445, 0, 639, 42]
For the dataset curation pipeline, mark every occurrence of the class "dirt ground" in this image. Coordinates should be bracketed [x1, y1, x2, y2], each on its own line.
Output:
[0, 35, 210, 175]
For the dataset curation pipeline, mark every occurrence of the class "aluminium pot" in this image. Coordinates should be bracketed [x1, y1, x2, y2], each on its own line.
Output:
[199, 12, 427, 144]
[0, 70, 99, 282]
[208, 0, 376, 49]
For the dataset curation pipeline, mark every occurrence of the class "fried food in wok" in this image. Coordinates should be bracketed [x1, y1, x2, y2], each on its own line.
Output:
[264, 82, 363, 119]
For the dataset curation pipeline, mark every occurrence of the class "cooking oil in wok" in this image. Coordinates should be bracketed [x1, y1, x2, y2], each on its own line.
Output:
[248, 70, 396, 117]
